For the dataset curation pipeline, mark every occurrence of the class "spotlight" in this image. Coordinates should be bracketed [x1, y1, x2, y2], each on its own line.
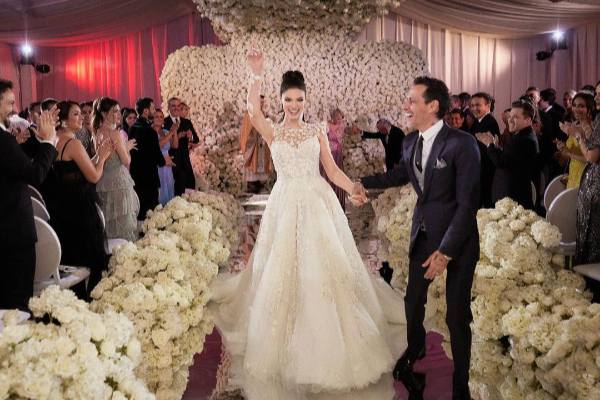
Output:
[551, 30, 567, 51]
[552, 30, 564, 41]
[20, 43, 35, 66]
[21, 44, 32, 55]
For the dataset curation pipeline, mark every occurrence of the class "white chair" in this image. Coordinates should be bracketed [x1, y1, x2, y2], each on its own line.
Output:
[32, 216, 89, 296]
[31, 197, 50, 222]
[573, 263, 600, 281]
[96, 205, 128, 254]
[28, 185, 45, 206]
[544, 174, 568, 211]
[531, 181, 537, 206]
[546, 188, 578, 256]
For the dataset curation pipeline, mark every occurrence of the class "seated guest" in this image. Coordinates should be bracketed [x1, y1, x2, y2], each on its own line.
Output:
[447, 108, 465, 131]
[121, 107, 136, 142]
[129, 97, 174, 220]
[0, 79, 58, 311]
[470, 92, 500, 208]
[562, 82, 600, 300]
[93, 97, 140, 242]
[152, 109, 178, 206]
[555, 92, 595, 189]
[352, 118, 405, 171]
[562, 90, 578, 122]
[51, 100, 113, 299]
[74, 101, 95, 157]
[476, 99, 539, 210]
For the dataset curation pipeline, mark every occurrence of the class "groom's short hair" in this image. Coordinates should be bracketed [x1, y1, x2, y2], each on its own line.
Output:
[414, 76, 450, 119]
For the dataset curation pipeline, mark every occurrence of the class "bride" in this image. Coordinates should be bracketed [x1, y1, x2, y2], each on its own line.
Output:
[208, 42, 433, 400]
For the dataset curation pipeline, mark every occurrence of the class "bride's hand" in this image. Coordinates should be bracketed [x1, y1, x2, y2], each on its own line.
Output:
[247, 40, 264, 76]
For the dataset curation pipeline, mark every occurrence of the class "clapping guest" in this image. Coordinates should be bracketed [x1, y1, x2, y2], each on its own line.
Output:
[0, 79, 59, 311]
[499, 108, 512, 148]
[476, 99, 539, 210]
[74, 101, 94, 157]
[319, 108, 347, 208]
[93, 97, 140, 242]
[51, 100, 113, 299]
[555, 92, 594, 189]
[129, 98, 175, 220]
[152, 109, 178, 205]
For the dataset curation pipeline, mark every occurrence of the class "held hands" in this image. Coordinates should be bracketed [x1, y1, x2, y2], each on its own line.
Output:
[423, 250, 450, 280]
[475, 131, 497, 147]
[247, 40, 264, 76]
[38, 105, 59, 142]
[348, 182, 369, 207]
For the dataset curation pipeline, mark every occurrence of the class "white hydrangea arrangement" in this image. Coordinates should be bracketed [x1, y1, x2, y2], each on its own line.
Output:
[372, 192, 600, 399]
[160, 29, 426, 194]
[91, 192, 244, 400]
[0, 286, 154, 400]
[193, 0, 402, 42]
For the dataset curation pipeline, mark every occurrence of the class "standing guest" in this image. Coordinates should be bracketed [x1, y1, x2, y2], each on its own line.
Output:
[51, 100, 113, 298]
[562, 90, 578, 122]
[20, 102, 43, 159]
[352, 118, 405, 171]
[319, 108, 346, 208]
[27, 101, 41, 130]
[152, 109, 178, 205]
[121, 107, 137, 142]
[164, 97, 199, 195]
[356, 76, 480, 399]
[499, 108, 512, 148]
[555, 93, 594, 189]
[240, 94, 272, 194]
[93, 97, 140, 242]
[447, 108, 465, 130]
[450, 94, 461, 110]
[562, 82, 600, 300]
[459, 92, 472, 131]
[129, 98, 174, 220]
[75, 101, 94, 157]
[41, 98, 59, 117]
[476, 99, 539, 210]
[540, 89, 566, 141]
[180, 102, 190, 119]
[469, 92, 500, 208]
[0, 79, 58, 311]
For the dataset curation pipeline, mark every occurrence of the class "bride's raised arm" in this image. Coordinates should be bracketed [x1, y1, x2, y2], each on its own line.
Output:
[246, 41, 273, 144]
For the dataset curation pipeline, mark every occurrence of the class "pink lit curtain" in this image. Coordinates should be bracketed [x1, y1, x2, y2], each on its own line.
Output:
[32, 14, 219, 109]
[359, 13, 600, 115]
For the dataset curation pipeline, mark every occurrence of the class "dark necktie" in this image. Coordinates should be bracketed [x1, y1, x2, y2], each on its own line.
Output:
[415, 135, 424, 173]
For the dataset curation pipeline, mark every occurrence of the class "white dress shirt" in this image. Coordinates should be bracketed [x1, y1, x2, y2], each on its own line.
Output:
[413, 119, 444, 192]
[0, 121, 55, 146]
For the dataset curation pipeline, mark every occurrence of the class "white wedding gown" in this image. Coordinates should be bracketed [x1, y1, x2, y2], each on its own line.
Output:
[209, 121, 432, 399]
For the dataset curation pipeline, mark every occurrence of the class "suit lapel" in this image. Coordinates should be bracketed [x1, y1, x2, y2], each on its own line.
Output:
[423, 125, 449, 195]
[403, 132, 423, 197]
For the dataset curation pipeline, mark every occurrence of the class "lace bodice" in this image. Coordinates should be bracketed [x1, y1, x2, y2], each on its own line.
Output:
[269, 121, 326, 181]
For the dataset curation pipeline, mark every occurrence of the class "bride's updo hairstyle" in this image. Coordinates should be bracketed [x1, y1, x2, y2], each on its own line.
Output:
[280, 70, 306, 95]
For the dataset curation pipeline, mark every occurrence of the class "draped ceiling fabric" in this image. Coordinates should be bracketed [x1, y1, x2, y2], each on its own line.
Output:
[359, 12, 600, 116]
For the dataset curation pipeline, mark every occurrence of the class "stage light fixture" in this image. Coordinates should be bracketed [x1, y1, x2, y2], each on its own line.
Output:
[20, 43, 35, 66]
[21, 44, 32, 55]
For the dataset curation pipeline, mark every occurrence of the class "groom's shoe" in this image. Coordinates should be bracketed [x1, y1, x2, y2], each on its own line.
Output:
[393, 346, 427, 392]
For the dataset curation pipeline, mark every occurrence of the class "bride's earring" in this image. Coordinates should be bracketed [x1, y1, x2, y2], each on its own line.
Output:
[61, 121, 67, 128]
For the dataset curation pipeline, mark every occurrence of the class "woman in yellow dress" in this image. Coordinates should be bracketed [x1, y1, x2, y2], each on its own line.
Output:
[556, 92, 595, 188]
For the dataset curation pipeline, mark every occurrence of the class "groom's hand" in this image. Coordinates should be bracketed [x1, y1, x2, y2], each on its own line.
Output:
[422, 250, 449, 280]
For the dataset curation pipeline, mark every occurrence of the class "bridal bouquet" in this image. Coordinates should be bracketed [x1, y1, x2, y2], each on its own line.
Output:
[1, 286, 153, 400]
[92, 193, 243, 400]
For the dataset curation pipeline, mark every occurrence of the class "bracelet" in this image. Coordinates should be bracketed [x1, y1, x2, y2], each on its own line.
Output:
[249, 72, 263, 85]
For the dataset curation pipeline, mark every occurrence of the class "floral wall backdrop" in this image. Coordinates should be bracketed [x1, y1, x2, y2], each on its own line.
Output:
[160, 29, 427, 193]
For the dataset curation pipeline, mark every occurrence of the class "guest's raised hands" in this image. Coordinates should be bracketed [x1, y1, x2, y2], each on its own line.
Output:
[559, 122, 583, 138]
[475, 131, 496, 147]
[38, 105, 59, 143]
[97, 139, 114, 161]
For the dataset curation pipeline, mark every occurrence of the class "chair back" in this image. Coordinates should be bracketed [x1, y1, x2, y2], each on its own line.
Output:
[33, 216, 61, 284]
[531, 181, 537, 206]
[28, 185, 45, 206]
[544, 174, 567, 211]
[96, 204, 106, 228]
[31, 197, 50, 221]
[546, 188, 578, 244]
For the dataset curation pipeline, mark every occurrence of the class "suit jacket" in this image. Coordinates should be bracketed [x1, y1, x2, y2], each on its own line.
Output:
[470, 113, 500, 208]
[128, 118, 166, 188]
[537, 109, 559, 166]
[361, 125, 405, 171]
[0, 127, 58, 246]
[362, 124, 481, 264]
[487, 126, 539, 210]
[163, 115, 199, 167]
[20, 134, 58, 205]
[545, 107, 567, 141]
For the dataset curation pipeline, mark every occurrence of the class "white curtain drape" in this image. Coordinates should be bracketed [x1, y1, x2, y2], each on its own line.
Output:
[359, 12, 600, 115]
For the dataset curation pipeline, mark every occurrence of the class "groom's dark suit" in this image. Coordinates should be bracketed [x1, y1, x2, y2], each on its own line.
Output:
[362, 122, 480, 394]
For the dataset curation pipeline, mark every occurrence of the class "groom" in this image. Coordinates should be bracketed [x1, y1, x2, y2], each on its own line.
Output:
[352, 76, 480, 400]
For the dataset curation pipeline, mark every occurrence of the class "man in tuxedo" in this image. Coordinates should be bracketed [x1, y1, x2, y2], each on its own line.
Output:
[469, 92, 500, 208]
[163, 97, 199, 195]
[0, 79, 58, 311]
[458, 92, 472, 131]
[129, 98, 174, 220]
[540, 88, 566, 142]
[354, 118, 405, 171]
[353, 76, 480, 400]
[476, 99, 539, 210]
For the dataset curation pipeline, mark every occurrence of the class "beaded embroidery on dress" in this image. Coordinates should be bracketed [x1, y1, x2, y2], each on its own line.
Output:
[209, 121, 426, 400]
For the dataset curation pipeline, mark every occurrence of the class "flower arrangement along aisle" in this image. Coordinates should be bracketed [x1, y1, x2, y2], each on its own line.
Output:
[160, 28, 427, 194]
[91, 191, 244, 400]
[0, 286, 154, 400]
[372, 191, 600, 399]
